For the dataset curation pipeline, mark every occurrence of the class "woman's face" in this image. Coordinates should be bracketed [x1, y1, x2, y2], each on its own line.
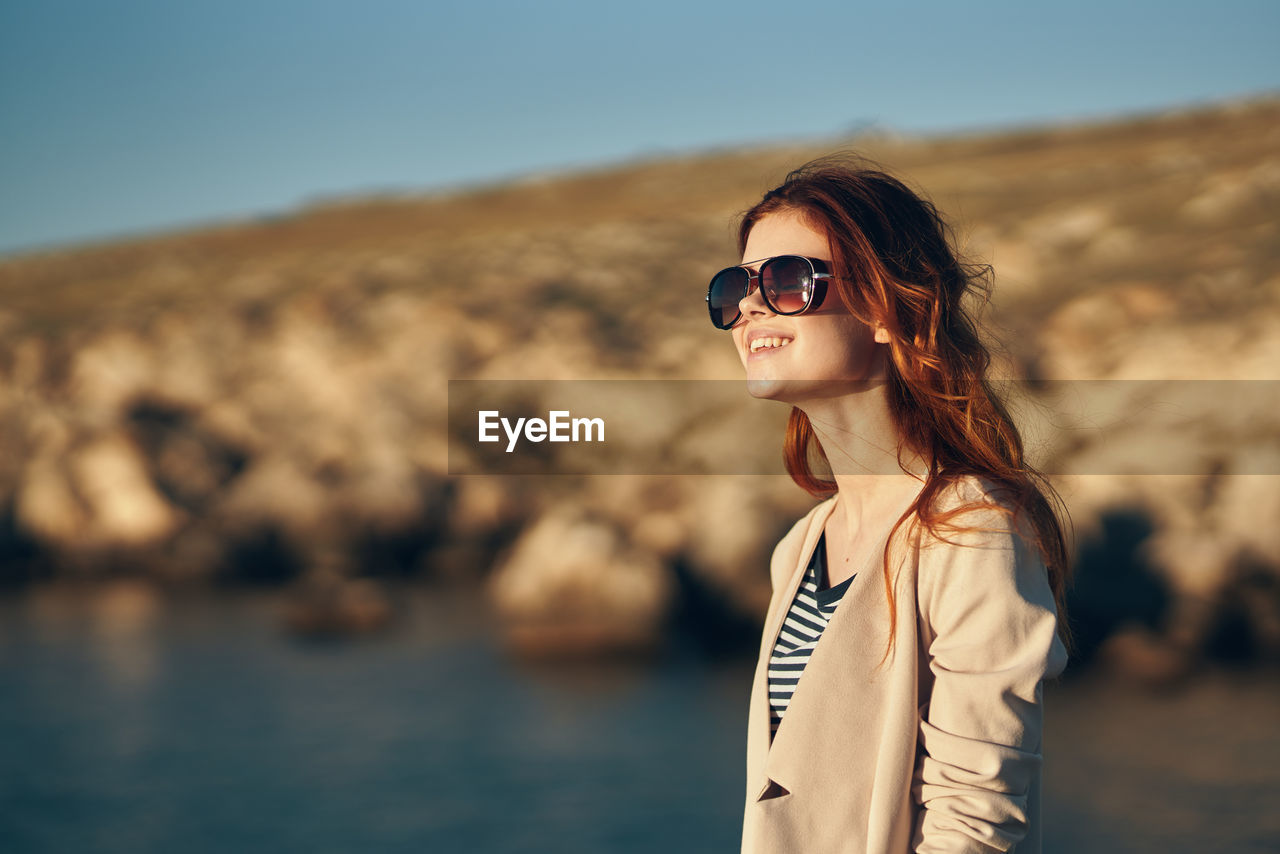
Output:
[731, 209, 890, 402]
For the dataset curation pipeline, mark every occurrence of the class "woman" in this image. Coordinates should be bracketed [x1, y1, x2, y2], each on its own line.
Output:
[705, 156, 1074, 853]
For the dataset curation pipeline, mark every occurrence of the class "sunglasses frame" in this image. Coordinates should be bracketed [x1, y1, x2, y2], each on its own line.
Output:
[705, 254, 836, 330]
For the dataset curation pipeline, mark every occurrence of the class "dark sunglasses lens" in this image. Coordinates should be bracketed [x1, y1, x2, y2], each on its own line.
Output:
[761, 256, 814, 314]
[708, 268, 748, 328]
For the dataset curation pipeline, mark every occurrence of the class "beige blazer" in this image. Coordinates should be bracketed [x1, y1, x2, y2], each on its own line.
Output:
[742, 476, 1069, 854]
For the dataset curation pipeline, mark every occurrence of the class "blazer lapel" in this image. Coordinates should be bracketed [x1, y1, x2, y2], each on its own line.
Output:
[746, 498, 838, 797]
[755, 502, 909, 795]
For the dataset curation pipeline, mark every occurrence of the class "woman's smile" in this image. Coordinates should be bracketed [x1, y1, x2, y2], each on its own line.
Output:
[749, 337, 793, 355]
[743, 326, 797, 360]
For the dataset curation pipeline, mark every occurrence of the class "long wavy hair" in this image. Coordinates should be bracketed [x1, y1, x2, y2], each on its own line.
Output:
[739, 154, 1074, 664]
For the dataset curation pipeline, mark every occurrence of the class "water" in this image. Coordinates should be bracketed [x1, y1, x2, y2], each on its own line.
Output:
[0, 587, 751, 853]
[1, 586, 1276, 853]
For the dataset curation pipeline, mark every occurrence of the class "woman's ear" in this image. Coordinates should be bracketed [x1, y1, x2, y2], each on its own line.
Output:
[873, 325, 891, 344]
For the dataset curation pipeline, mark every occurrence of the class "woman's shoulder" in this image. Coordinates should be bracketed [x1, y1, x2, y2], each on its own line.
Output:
[914, 475, 1051, 610]
[919, 474, 1032, 547]
[931, 473, 1007, 510]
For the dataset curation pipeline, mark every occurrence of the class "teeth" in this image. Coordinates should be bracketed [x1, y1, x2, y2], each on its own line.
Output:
[750, 337, 793, 353]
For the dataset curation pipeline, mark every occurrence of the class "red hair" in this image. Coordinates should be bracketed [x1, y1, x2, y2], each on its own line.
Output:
[740, 154, 1074, 664]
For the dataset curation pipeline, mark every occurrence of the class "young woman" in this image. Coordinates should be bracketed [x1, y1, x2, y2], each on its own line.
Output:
[705, 157, 1074, 854]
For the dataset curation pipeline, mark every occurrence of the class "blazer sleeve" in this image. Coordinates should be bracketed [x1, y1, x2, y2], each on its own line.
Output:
[911, 507, 1069, 853]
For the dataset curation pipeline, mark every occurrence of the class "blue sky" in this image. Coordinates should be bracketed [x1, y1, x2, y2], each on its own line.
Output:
[1, 0, 1276, 255]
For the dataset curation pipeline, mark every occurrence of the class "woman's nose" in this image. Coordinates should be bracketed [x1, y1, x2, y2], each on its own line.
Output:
[739, 280, 772, 318]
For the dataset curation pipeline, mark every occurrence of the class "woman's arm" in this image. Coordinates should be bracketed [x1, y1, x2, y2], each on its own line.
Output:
[911, 507, 1069, 853]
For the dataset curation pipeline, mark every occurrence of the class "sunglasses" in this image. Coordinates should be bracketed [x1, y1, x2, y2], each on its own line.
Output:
[705, 255, 835, 330]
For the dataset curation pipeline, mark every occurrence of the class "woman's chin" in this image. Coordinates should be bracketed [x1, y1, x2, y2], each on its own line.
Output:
[745, 374, 812, 402]
[745, 376, 787, 400]
[745, 374, 879, 404]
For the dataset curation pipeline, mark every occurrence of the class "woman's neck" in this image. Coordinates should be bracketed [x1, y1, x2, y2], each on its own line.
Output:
[800, 380, 929, 532]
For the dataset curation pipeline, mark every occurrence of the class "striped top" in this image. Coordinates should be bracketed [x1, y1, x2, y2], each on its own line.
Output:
[768, 531, 856, 738]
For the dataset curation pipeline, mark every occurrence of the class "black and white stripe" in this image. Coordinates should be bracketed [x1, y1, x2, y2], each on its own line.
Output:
[768, 532, 855, 737]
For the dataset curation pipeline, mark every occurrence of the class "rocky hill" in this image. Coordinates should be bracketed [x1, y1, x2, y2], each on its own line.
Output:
[2, 94, 1277, 677]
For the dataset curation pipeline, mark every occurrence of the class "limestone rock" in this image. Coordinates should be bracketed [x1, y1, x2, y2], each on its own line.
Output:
[488, 508, 672, 655]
